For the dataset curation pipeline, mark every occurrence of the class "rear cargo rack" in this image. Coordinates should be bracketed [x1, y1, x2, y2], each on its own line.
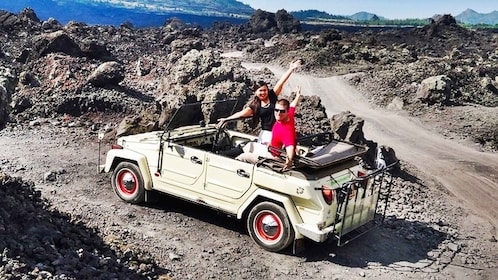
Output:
[332, 162, 396, 247]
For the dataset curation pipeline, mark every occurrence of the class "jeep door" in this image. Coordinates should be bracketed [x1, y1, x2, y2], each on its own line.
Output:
[204, 153, 253, 200]
[158, 143, 206, 189]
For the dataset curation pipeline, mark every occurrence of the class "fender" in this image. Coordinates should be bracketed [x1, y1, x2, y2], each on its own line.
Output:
[103, 149, 153, 190]
[237, 188, 305, 239]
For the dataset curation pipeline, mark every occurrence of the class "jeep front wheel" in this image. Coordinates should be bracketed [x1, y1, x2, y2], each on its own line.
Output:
[247, 202, 294, 252]
[111, 162, 145, 204]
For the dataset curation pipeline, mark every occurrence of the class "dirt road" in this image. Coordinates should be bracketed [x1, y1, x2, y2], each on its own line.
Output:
[263, 64, 498, 237]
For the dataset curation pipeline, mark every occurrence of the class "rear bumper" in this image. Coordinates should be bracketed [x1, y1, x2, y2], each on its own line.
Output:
[295, 223, 334, 243]
[295, 218, 382, 245]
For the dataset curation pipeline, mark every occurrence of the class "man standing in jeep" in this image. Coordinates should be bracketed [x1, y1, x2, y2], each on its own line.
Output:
[270, 85, 302, 170]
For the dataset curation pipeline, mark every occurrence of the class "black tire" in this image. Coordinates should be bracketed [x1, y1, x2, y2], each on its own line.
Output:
[111, 162, 145, 204]
[247, 201, 295, 252]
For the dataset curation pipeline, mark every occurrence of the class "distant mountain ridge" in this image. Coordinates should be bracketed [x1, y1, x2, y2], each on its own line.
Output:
[292, 9, 497, 25]
[72, 0, 254, 16]
[1, 1, 497, 27]
[455, 8, 498, 25]
[348, 11, 385, 21]
[0, 0, 254, 27]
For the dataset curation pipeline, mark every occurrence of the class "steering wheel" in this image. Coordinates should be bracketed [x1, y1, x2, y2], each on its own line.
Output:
[212, 126, 226, 153]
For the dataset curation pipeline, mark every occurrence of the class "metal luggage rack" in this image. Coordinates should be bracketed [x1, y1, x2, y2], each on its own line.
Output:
[332, 161, 397, 247]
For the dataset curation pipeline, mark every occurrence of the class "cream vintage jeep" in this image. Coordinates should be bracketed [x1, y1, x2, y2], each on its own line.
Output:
[101, 101, 394, 252]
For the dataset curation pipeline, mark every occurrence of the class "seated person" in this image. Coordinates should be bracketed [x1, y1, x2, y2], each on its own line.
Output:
[236, 86, 302, 170]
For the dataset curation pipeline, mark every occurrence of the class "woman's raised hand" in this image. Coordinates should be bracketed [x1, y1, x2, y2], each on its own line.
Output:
[290, 59, 303, 71]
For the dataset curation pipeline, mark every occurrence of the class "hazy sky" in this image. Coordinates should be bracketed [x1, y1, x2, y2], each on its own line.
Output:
[240, 0, 497, 19]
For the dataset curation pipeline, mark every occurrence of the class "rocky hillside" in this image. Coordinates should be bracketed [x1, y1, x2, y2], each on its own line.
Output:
[241, 14, 498, 150]
[0, 8, 307, 135]
[0, 9, 497, 152]
[0, 8, 497, 280]
[0, 171, 167, 278]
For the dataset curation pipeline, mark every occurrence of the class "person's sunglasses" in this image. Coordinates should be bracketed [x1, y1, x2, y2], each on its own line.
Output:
[274, 109, 287, 113]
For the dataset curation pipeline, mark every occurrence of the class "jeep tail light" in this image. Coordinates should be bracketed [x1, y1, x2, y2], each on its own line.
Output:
[357, 170, 368, 188]
[111, 144, 123, 149]
[321, 185, 334, 205]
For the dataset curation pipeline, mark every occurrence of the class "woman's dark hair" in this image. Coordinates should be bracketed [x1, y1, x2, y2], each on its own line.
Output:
[249, 81, 268, 127]
[251, 80, 268, 92]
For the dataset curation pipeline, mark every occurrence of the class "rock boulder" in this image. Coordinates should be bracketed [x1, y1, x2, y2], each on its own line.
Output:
[87, 61, 125, 87]
[416, 75, 452, 104]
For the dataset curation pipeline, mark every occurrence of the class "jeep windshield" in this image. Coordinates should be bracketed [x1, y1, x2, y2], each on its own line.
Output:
[164, 99, 241, 131]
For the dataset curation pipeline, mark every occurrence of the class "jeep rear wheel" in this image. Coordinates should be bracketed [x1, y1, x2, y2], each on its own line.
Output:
[111, 162, 145, 204]
[247, 202, 294, 252]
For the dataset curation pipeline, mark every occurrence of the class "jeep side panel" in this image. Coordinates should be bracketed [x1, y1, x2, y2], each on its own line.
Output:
[159, 143, 206, 187]
[152, 143, 256, 215]
[204, 153, 254, 199]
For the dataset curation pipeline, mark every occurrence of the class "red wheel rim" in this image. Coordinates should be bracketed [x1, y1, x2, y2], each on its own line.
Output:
[254, 211, 282, 242]
[117, 169, 137, 195]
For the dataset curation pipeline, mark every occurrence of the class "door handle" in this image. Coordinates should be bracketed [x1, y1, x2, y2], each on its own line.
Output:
[237, 169, 250, 178]
[190, 156, 202, 164]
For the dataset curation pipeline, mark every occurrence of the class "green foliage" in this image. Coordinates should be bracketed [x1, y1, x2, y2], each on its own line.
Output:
[356, 18, 431, 27]
[460, 23, 498, 29]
